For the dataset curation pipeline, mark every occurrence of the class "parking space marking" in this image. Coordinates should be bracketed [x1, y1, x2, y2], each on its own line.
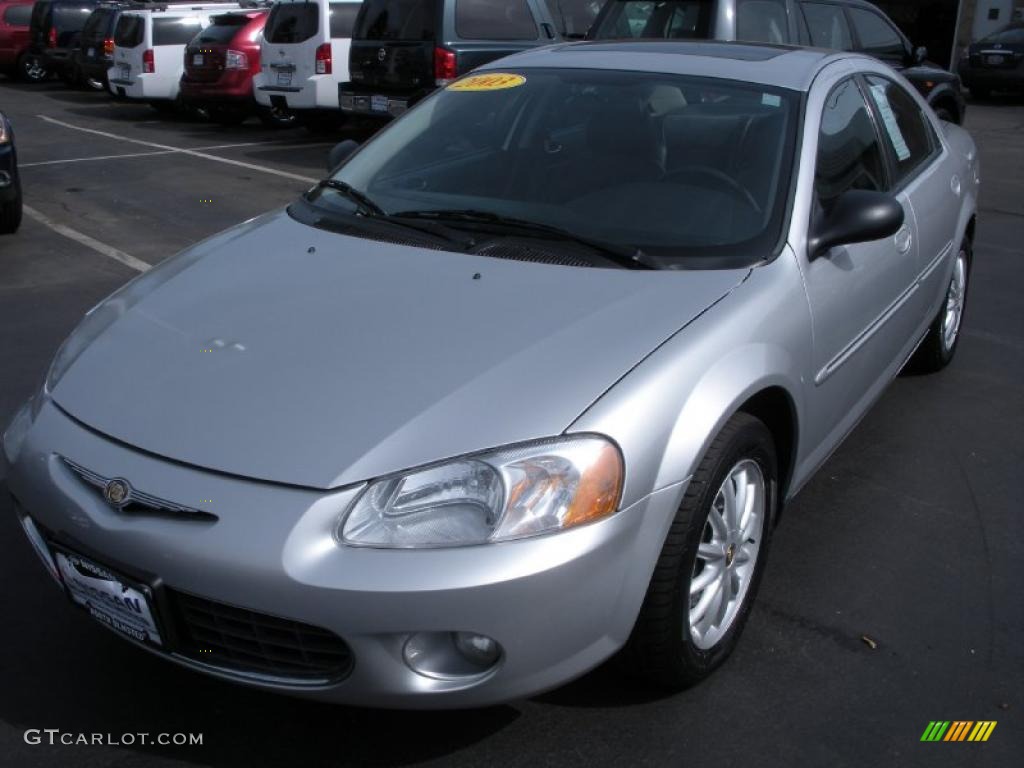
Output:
[38, 115, 319, 184]
[23, 205, 151, 273]
[19, 141, 282, 168]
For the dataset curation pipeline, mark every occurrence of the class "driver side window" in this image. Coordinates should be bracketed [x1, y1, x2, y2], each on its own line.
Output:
[815, 77, 887, 211]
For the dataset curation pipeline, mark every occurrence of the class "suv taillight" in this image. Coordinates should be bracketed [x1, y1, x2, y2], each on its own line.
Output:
[225, 49, 248, 70]
[47, 26, 57, 48]
[142, 48, 154, 73]
[434, 47, 456, 86]
[103, 37, 114, 57]
[315, 43, 331, 75]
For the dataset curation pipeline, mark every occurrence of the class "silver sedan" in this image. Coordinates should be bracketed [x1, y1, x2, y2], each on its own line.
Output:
[2, 41, 978, 708]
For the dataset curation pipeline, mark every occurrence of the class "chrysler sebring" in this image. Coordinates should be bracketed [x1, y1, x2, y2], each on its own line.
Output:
[2, 42, 978, 708]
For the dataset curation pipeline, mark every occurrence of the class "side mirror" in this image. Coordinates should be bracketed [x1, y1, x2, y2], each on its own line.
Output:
[809, 190, 904, 259]
[326, 140, 360, 174]
[913, 45, 927, 65]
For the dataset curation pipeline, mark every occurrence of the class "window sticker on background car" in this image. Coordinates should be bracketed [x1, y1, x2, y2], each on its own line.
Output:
[448, 73, 527, 92]
[761, 93, 781, 107]
[869, 84, 911, 161]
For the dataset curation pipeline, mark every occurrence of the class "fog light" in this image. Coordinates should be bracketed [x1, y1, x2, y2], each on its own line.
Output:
[403, 631, 503, 680]
[453, 632, 501, 667]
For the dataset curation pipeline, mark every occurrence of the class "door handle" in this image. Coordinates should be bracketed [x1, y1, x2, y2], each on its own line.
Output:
[894, 227, 912, 254]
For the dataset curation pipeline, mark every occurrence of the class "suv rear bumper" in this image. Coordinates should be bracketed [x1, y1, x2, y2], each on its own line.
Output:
[108, 70, 178, 102]
[253, 72, 339, 110]
[339, 82, 433, 118]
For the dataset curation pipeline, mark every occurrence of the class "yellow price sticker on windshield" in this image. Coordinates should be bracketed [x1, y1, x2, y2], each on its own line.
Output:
[448, 73, 526, 92]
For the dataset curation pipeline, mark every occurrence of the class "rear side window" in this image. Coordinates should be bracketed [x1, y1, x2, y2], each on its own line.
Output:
[590, 1, 714, 40]
[329, 2, 359, 38]
[815, 77, 887, 208]
[801, 2, 851, 50]
[847, 7, 904, 58]
[153, 16, 203, 46]
[114, 14, 144, 47]
[4, 5, 32, 26]
[355, 0, 437, 41]
[195, 14, 249, 43]
[265, 0, 320, 43]
[541, 0, 602, 37]
[864, 75, 936, 186]
[455, 0, 537, 40]
[81, 9, 111, 37]
[736, 0, 790, 44]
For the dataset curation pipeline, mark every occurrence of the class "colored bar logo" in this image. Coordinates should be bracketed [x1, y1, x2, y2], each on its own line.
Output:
[920, 721, 997, 742]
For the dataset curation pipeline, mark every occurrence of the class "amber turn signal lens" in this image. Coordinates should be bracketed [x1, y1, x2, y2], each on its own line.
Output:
[563, 441, 623, 528]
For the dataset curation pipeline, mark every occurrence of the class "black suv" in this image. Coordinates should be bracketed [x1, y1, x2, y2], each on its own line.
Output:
[70, 1, 141, 89]
[29, 0, 103, 83]
[341, 0, 594, 118]
[588, 0, 966, 123]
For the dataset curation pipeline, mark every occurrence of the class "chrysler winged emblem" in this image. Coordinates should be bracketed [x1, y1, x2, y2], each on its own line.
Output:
[103, 479, 131, 507]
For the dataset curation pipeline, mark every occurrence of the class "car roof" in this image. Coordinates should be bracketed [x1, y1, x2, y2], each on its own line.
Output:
[485, 41, 849, 92]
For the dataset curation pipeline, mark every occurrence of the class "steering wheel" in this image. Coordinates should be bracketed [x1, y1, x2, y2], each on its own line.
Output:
[663, 166, 762, 215]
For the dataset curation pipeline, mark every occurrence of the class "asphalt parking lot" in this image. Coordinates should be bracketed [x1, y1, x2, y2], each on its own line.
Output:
[0, 79, 1022, 768]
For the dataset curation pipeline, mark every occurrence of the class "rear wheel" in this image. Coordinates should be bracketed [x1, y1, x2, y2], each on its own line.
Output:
[0, 179, 23, 235]
[933, 104, 955, 123]
[622, 412, 777, 688]
[17, 53, 48, 83]
[909, 239, 971, 373]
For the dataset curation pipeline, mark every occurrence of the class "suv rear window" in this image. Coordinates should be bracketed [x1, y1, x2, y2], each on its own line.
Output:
[81, 8, 113, 38]
[265, 0, 319, 44]
[455, 0, 537, 40]
[329, 1, 359, 38]
[153, 16, 203, 46]
[355, 0, 437, 41]
[114, 13, 144, 47]
[195, 14, 249, 43]
[590, 0, 714, 40]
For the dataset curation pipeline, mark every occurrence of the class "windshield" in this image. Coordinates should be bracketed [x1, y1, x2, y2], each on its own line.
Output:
[590, 0, 714, 40]
[310, 68, 798, 264]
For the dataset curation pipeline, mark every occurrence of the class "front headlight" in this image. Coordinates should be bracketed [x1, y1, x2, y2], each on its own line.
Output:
[0, 115, 9, 144]
[340, 436, 624, 548]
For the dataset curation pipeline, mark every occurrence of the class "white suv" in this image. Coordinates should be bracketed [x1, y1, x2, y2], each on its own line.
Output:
[253, 0, 362, 130]
[109, 3, 241, 109]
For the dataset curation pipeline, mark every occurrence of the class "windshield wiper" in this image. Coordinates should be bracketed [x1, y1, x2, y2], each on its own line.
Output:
[316, 179, 387, 217]
[394, 209, 660, 270]
[311, 185, 475, 249]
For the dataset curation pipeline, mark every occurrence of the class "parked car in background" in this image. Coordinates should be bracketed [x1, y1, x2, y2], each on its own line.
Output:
[72, 1, 140, 91]
[29, 0, 102, 83]
[0, 109, 21, 233]
[181, 9, 295, 126]
[0, 0, 47, 81]
[340, 0, 570, 120]
[253, 0, 362, 131]
[587, 0, 966, 123]
[958, 21, 1024, 99]
[108, 2, 240, 111]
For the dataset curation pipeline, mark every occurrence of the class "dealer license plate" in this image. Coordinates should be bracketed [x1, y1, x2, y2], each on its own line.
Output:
[55, 550, 163, 647]
[986, 54, 1005, 66]
[277, 71, 292, 87]
[371, 94, 388, 113]
[193, 54, 204, 66]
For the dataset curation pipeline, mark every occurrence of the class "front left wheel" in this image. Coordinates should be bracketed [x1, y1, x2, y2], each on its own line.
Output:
[622, 412, 777, 689]
[909, 239, 971, 373]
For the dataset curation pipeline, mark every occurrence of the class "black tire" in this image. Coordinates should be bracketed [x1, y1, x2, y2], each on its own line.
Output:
[933, 105, 955, 124]
[622, 412, 778, 689]
[908, 239, 971, 373]
[0, 180, 23, 235]
[17, 53, 48, 83]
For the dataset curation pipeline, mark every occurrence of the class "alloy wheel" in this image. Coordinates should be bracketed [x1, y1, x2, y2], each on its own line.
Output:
[942, 249, 968, 352]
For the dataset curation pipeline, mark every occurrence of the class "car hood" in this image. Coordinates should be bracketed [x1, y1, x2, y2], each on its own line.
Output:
[52, 210, 748, 489]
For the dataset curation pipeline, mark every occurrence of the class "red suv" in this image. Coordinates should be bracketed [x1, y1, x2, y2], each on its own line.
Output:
[0, 0, 45, 81]
[180, 10, 294, 127]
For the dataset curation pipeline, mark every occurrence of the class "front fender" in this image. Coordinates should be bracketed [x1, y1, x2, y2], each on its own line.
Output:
[569, 248, 813, 509]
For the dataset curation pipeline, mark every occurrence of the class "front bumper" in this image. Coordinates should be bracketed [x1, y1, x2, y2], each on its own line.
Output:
[4, 399, 680, 708]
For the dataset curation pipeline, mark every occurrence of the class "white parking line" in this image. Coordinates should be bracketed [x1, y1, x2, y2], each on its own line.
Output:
[23, 205, 151, 273]
[37, 115, 319, 184]
[19, 141, 282, 168]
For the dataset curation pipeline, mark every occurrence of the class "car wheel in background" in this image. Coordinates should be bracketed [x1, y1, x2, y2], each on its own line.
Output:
[909, 239, 971, 373]
[83, 76, 106, 92]
[933, 105, 955, 123]
[17, 53, 48, 83]
[257, 105, 298, 129]
[622, 412, 777, 689]
[0, 178, 23, 235]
